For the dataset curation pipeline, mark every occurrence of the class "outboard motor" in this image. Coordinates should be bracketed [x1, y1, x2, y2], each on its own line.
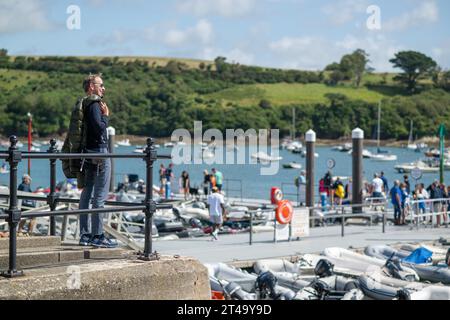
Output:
[396, 289, 411, 300]
[314, 259, 334, 278]
[255, 271, 279, 300]
[311, 280, 331, 300]
[384, 254, 415, 281]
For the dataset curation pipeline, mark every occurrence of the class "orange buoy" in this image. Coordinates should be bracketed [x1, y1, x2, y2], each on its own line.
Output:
[276, 200, 293, 225]
[270, 187, 283, 205]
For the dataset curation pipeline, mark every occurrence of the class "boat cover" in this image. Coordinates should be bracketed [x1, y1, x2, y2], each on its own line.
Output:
[403, 248, 433, 264]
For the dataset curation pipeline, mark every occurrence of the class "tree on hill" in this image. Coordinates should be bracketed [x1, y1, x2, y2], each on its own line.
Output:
[325, 49, 370, 87]
[390, 51, 437, 93]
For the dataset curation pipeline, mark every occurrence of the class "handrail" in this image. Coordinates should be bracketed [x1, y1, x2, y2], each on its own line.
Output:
[0, 136, 172, 278]
[224, 178, 243, 202]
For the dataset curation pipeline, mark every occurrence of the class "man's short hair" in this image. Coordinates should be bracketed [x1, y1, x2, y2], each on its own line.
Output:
[82, 73, 103, 93]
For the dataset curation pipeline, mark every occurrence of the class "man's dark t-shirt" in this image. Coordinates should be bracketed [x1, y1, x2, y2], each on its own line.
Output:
[85, 101, 108, 150]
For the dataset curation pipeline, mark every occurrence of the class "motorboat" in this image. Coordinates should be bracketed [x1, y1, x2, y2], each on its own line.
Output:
[251, 152, 282, 163]
[300, 150, 319, 158]
[364, 245, 450, 284]
[164, 142, 175, 148]
[358, 271, 427, 300]
[117, 139, 131, 147]
[283, 162, 302, 170]
[370, 154, 398, 162]
[424, 148, 440, 158]
[133, 147, 144, 154]
[201, 150, 215, 159]
[394, 161, 439, 174]
[322, 247, 419, 281]
[286, 141, 303, 152]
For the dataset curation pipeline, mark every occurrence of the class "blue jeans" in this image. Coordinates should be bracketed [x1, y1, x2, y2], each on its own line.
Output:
[320, 194, 328, 211]
[79, 148, 111, 236]
[393, 204, 401, 221]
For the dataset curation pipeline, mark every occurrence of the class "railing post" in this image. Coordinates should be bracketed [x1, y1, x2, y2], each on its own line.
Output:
[48, 139, 57, 236]
[352, 128, 364, 214]
[341, 206, 345, 237]
[139, 138, 159, 261]
[305, 130, 315, 208]
[1, 136, 24, 278]
[249, 210, 253, 246]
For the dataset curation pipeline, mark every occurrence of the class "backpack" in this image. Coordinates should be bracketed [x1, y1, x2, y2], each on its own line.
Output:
[61, 95, 102, 179]
[335, 184, 345, 199]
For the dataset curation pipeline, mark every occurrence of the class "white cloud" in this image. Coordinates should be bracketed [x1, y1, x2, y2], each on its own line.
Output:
[322, 0, 369, 26]
[268, 33, 405, 71]
[336, 34, 404, 71]
[383, 0, 439, 32]
[164, 19, 213, 48]
[269, 36, 334, 70]
[201, 47, 254, 65]
[175, 0, 256, 17]
[0, 0, 52, 33]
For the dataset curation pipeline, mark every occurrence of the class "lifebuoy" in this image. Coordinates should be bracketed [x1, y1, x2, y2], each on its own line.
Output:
[271, 187, 283, 205]
[276, 200, 293, 225]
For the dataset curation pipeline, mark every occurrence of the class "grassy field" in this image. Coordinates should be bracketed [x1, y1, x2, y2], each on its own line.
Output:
[0, 68, 48, 90]
[206, 82, 400, 106]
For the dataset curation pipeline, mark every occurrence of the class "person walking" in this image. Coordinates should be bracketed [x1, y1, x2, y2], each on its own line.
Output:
[78, 74, 117, 248]
[207, 187, 226, 241]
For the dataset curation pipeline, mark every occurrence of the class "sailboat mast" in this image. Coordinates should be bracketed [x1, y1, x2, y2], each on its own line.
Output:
[377, 102, 381, 149]
[292, 107, 296, 140]
[409, 120, 414, 145]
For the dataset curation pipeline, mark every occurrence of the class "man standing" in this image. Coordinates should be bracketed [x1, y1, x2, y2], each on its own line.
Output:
[212, 168, 223, 192]
[372, 173, 384, 198]
[165, 163, 174, 199]
[78, 74, 116, 248]
[390, 180, 403, 225]
[380, 171, 389, 192]
[18, 174, 37, 234]
[207, 187, 226, 241]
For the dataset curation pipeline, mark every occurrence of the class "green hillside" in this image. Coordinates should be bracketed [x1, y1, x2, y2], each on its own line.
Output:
[207, 83, 392, 106]
[0, 52, 449, 140]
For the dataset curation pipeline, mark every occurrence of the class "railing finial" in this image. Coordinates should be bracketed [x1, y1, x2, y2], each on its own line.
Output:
[9, 136, 17, 148]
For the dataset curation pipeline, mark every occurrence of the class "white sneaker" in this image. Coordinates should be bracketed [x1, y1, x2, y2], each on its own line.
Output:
[211, 231, 218, 240]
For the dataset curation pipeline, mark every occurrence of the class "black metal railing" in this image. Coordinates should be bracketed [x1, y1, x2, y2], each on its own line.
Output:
[0, 136, 172, 278]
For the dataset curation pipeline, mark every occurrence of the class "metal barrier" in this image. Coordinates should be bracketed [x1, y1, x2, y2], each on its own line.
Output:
[224, 179, 242, 202]
[409, 198, 450, 229]
[0, 136, 172, 278]
[281, 182, 301, 207]
[308, 200, 390, 237]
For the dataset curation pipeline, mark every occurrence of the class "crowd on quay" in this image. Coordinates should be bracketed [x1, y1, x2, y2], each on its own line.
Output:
[317, 170, 450, 227]
[158, 163, 224, 201]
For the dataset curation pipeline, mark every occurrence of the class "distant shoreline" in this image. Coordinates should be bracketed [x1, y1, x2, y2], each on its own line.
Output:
[0, 135, 442, 148]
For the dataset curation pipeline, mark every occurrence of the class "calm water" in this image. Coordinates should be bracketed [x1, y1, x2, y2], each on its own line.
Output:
[1, 145, 448, 202]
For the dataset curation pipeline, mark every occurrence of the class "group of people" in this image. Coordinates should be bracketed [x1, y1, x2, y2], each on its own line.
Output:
[158, 164, 224, 201]
[318, 171, 352, 209]
[390, 179, 450, 226]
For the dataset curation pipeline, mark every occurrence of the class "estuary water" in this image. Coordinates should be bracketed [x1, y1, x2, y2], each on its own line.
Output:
[0, 145, 447, 203]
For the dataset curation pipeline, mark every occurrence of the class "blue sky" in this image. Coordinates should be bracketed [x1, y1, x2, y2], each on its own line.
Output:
[1, 0, 449, 71]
